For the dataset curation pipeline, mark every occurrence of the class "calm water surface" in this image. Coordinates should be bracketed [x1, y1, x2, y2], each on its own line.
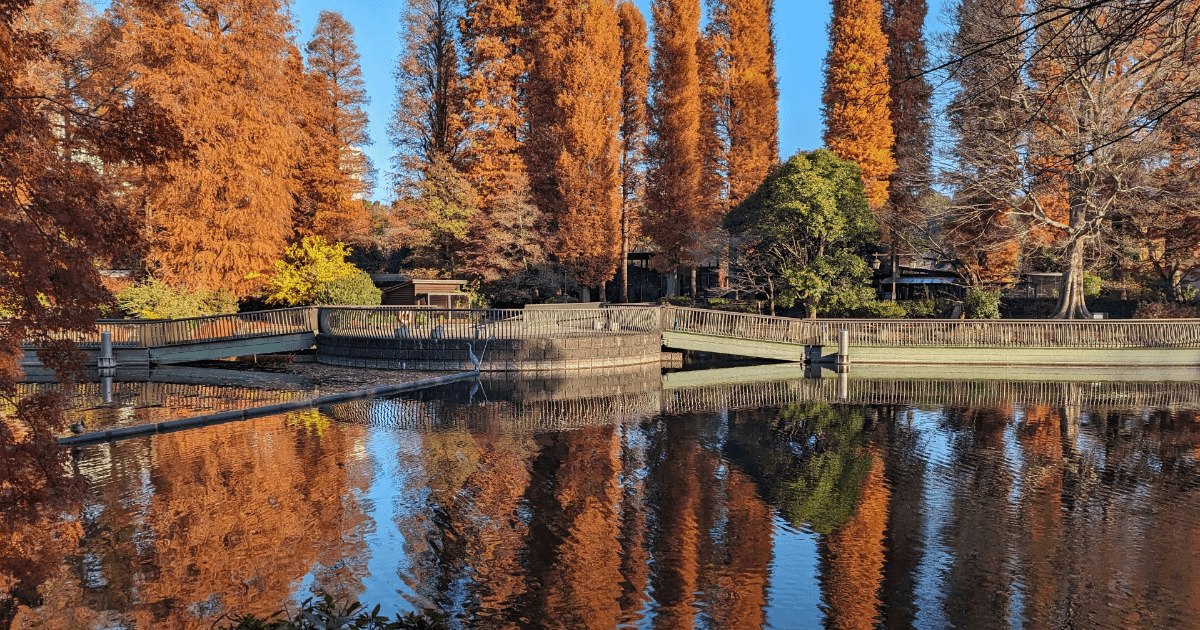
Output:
[8, 374, 1200, 629]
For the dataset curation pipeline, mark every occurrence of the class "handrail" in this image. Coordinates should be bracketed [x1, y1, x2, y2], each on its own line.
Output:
[662, 306, 1200, 348]
[18, 305, 1200, 351]
[319, 306, 661, 339]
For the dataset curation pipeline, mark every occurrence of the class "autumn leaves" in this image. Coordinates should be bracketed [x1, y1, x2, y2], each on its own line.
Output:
[395, 0, 779, 298]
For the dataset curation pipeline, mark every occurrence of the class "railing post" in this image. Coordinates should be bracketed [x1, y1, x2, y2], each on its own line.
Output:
[837, 329, 850, 372]
[98, 331, 116, 369]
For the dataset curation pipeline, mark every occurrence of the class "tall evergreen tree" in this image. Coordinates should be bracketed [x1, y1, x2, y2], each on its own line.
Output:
[531, 0, 624, 295]
[298, 10, 373, 245]
[118, 0, 303, 296]
[617, 1, 650, 302]
[645, 0, 703, 291]
[823, 0, 896, 211]
[725, 0, 778, 206]
[882, 0, 932, 224]
[390, 0, 464, 193]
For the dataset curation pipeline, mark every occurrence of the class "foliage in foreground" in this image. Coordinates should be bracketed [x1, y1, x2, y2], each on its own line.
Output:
[216, 595, 449, 630]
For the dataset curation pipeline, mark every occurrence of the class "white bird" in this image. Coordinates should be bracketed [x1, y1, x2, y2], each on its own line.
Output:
[465, 342, 481, 370]
[465, 334, 494, 370]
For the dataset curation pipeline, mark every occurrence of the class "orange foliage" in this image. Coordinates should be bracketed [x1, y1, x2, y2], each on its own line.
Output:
[823, 447, 889, 629]
[823, 0, 896, 210]
[119, 0, 304, 297]
[618, 1, 650, 283]
[296, 11, 373, 246]
[725, 0, 779, 206]
[535, 0, 624, 288]
[644, 0, 704, 271]
[460, 0, 529, 205]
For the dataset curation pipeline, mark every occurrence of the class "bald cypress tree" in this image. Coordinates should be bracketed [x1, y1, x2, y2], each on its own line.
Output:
[645, 0, 703, 291]
[617, 1, 650, 302]
[118, 0, 303, 296]
[823, 0, 896, 211]
[298, 10, 373, 245]
[530, 0, 623, 296]
[726, 0, 779, 206]
[882, 0, 932, 225]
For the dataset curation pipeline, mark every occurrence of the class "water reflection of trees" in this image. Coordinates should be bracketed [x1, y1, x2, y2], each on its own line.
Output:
[14, 416, 374, 629]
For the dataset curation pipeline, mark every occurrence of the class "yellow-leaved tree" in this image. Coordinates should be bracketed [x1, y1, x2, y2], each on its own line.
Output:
[264, 236, 380, 306]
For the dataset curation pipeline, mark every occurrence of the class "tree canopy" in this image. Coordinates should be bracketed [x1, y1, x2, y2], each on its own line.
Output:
[724, 150, 879, 316]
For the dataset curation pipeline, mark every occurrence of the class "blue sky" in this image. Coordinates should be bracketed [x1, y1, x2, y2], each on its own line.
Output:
[290, 0, 949, 201]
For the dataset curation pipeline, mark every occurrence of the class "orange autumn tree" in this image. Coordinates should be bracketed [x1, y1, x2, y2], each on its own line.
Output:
[617, 1, 649, 302]
[645, 0, 703, 292]
[534, 0, 623, 296]
[459, 0, 528, 204]
[297, 10, 373, 246]
[724, 0, 779, 206]
[823, 0, 896, 211]
[458, 0, 547, 283]
[118, 0, 303, 296]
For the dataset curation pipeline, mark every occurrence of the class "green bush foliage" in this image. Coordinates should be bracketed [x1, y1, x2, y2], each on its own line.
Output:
[660, 295, 694, 307]
[964, 289, 1002, 319]
[217, 594, 448, 629]
[117, 278, 238, 319]
[1083, 273, 1103, 298]
[314, 272, 382, 306]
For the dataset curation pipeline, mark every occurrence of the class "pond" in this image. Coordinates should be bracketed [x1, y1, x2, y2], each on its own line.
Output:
[6, 369, 1200, 629]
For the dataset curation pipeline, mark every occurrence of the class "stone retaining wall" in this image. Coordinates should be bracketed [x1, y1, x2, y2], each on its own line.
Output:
[317, 333, 663, 371]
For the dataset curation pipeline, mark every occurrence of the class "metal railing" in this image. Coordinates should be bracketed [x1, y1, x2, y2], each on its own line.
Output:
[319, 306, 661, 339]
[661, 307, 820, 344]
[139, 307, 318, 346]
[662, 306, 1200, 349]
[18, 304, 1200, 351]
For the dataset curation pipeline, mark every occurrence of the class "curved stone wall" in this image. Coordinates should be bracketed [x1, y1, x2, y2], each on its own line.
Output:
[316, 333, 663, 371]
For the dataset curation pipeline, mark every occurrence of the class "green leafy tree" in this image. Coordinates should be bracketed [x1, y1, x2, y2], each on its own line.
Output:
[963, 288, 1001, 319]
[724, 149, 879, 316]
[117, 279, 238, 319]
[264, 236, 364, 306]
[398, 155, 479, 275]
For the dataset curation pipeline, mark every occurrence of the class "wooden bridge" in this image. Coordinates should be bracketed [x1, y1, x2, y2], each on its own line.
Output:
[19, 305, 1200, 368]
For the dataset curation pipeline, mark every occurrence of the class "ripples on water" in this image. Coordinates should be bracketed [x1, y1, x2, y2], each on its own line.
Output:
[7, 375, 1200, 629]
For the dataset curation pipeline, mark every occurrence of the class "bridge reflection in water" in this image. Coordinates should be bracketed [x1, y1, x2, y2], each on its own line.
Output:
[10, 367, 1200, 629]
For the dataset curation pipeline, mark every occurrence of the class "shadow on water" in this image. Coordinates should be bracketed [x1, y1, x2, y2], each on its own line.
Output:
[7, 364, 1200, 628]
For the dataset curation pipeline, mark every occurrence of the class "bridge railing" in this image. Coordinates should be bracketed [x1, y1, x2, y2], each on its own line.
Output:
[807, 318, 1200, 348]
[661, 307, 819, 344]
[319, 306, 661, 339]
[662, 306, 1200, 348]
[138, 307, 318, 347]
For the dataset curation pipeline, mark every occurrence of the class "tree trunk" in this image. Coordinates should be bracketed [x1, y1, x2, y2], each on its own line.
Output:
[767, 276, 776, 316]
[1051, 178, 1093, 319]
[690, 267, 697, 297]
[1051, 237, 1091, 319]
[619, 229, 629, 304]
[599, 282, 607, 303]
